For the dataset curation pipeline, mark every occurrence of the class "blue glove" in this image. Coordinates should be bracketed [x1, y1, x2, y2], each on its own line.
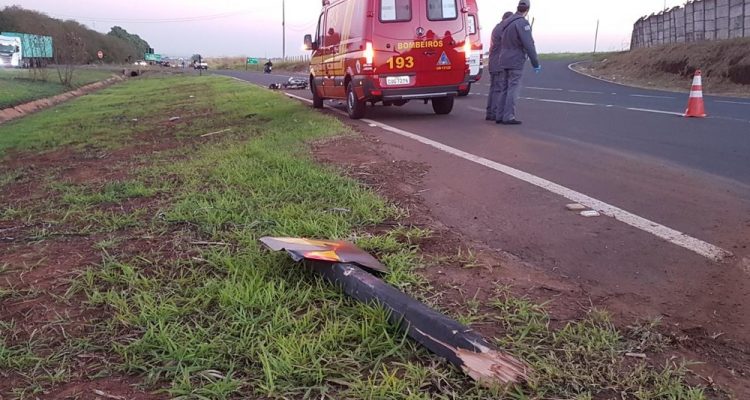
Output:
[534, 65, 542, 74]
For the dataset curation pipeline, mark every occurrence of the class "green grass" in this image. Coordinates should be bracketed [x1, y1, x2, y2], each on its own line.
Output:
[0, 75, 710, 399]
[0, 68, 114, 108]
[53, 180, 157, 206]
[0, 76, 206, 156]
[491, 290, 704, 399]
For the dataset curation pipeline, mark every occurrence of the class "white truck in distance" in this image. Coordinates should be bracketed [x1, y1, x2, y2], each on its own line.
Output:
[0, 35, 22, 68]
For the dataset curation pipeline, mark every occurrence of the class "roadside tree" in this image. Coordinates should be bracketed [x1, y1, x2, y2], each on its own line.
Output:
[54, 28, 86, 87]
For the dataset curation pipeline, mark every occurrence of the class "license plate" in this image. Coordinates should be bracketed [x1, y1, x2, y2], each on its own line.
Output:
[468, 55, 480, 66]
[386, 76, 410, 86]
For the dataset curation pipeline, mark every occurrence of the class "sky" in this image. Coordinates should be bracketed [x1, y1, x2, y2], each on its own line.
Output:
[1, 0, 687, 57]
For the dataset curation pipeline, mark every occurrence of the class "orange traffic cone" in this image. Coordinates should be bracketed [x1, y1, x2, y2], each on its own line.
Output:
[684, 70, 707, 118]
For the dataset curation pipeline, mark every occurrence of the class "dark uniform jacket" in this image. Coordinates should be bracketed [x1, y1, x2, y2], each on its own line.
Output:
[488, 22, 505, 74]
[496, 13, 540, 70]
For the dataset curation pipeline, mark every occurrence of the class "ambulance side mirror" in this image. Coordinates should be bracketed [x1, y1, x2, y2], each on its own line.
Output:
[304, 34, 316, 51]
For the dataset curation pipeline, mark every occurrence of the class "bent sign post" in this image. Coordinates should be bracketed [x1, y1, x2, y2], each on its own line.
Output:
[259, 237, 528, 386]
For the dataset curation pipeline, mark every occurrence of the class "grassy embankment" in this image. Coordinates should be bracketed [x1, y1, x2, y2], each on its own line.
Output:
[0, 68, 115, 109]
[0, 75, 712, 399]
[574, 37, 750, 96]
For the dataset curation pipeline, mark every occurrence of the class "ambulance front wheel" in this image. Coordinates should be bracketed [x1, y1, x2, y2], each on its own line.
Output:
[432, 96, 454, 115]
[346, 82, 366, 119]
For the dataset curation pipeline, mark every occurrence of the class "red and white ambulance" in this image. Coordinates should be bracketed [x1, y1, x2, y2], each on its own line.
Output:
[461, 0, 483, 96]
[304, 0, 474, 119]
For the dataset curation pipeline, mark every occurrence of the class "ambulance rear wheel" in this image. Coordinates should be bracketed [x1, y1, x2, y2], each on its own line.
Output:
[311, 80, 324, 109]
[432, 96, 454, 115]
[346, 82, 366, 119]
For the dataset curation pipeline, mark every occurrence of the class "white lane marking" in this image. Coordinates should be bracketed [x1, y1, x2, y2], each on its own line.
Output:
[715, 100, 750, 105]
[569, 90, 604, 94]
[358, 119, 732, 262]
[630, 94, 676, 99]
[467, 106, 486, 113]
[627, 107, 685, 116]
[523, 97, 596, 106]
[526, 86, 564, 91]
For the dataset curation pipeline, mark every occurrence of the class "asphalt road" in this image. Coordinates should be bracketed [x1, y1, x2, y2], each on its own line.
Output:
[216, 63, 750, 348]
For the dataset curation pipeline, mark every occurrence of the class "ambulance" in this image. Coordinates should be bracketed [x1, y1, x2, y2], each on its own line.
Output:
[305, 0, 473, 119]
[461, 0, 483, 96]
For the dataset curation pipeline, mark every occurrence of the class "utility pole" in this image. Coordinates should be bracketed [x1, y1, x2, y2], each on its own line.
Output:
[282, 0, 286, 60]
[593, 19, 600, 54]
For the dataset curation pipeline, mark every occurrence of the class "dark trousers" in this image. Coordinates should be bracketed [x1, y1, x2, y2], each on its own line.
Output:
[486, 73, 499, 119]
[490, 69, 524, 122]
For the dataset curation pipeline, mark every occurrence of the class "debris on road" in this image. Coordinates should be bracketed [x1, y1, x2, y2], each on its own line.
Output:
[260, 237, 529, 385]
[566, 203, 588, 211]
[739, 257, 750, 275]
[580, 210, 601, 218]
[269, 77, 309, 90]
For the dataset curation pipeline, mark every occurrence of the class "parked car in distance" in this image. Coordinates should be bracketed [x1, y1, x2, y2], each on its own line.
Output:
[133, 60, 147, 66]
[194, 61, 208, 70]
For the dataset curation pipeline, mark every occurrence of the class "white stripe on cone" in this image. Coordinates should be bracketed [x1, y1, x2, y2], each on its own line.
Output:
[690, 91, 703, 98]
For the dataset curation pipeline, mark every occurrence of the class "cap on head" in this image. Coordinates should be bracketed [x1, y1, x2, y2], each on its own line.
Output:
[517, 0, 530, 13]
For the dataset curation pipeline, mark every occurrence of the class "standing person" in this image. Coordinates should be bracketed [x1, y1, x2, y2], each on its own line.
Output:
[486, 11, 515, 121]
[495, 0, 540, 125]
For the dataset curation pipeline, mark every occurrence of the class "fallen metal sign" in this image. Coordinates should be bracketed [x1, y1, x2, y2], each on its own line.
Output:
[260, 237, 528, 386]
[260, 237, 388, 274]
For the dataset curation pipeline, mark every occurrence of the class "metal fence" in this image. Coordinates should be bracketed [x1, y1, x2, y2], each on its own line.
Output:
[631, 0, 750, 49]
